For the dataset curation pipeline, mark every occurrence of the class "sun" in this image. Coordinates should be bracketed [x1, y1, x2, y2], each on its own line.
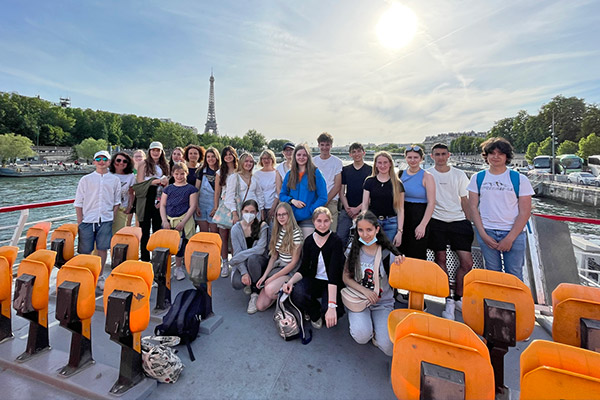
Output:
[376, 3, 418, 50]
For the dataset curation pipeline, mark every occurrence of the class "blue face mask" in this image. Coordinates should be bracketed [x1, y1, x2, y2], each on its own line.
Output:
[358, 236, 377, 246]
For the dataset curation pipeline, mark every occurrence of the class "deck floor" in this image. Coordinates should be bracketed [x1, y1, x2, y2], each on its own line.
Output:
[0, 268, 553, 400]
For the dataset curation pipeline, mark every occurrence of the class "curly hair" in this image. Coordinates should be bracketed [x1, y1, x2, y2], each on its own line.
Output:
[481, 137, 514, 165]
[109, 152, 133, 174]
[184, 144, 205, 165]
[344, 210, 400, 281]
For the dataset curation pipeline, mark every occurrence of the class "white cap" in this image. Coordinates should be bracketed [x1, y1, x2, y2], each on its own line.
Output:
[149, 141, 164, 151]
[94, 150, 111, 160]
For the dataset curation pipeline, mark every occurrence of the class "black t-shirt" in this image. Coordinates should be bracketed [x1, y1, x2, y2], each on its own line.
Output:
[363, 176, 404, 217]
[342, 163, 372, 207]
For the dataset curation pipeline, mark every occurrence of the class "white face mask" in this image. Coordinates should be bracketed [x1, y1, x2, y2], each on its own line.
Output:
[242, 213, 256, 224]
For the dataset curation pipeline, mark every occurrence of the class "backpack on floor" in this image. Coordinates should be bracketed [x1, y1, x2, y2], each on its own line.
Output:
[274, 291, 312, 345]
[155, 287, 211, 361]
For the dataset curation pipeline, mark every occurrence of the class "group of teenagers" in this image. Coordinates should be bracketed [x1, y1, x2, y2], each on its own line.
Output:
[74, 133, 534, 357]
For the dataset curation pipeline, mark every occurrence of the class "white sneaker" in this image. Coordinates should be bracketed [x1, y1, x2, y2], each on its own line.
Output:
[455, 299, 462, 313]
[174, 266, 186, 281]
[97, 276, 105, 291]
[243, 285, 252, 295]
[220, 259, 230, 278]
[442, 298, 455, 320]
[311, 318, 323, 330]
[247, 293, 258, 314]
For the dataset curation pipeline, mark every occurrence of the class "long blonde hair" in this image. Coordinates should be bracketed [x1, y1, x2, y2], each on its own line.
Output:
[236, 152, 256, 174]
[269, 202, 302, 256]
[287, 144, 317, 191]
[372, 151, 404, 210]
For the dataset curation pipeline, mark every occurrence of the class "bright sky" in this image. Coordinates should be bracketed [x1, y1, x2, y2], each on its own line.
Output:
[1, 0, 599, 146]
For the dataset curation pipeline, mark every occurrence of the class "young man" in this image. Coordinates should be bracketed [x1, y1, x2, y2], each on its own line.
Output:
[338, 142, 372, 247]
[313, 132, 343, 232]
[427, 143, 473, 320]
[74, 150, 121, 289]
[467, 137, 534, 281]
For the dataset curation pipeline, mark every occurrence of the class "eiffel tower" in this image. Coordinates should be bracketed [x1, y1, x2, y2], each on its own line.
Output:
[204, 71, 219, 134]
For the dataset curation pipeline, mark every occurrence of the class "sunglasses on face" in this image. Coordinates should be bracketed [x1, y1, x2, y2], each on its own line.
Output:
[95, 157, 109, 162]
[114, 158, 129, 164]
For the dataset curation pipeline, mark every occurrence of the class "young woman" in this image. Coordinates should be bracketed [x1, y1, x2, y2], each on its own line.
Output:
[109, 152, 135, 234]
[399, 145, 436, 260]
[160, 162, 199, 280]
[195, 147, 220, 233]
[362, 151, 404, 247]
[255, 202, 303, 311]
[213, 146, 238, 277]
[342, 211, 404, 356]
[136, 141, 169, 261]
[279, 144, 327, 238]
[282, 207, 345, 330]
[184, 144, 205, 187]
[224, 153, 265, 225]
[253, 149, 278, 222]
[130, 149, 146, 226]
[229, 199, 270, 314]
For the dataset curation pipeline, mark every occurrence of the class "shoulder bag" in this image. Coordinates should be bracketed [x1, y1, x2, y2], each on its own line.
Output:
[341, 246, 382, 312]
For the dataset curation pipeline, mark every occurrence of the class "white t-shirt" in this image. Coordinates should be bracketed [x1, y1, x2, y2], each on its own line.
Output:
[112, 173, 136, 209]
[276, 162, 290, 180]
[467, 169, 534, 231]
[427, 167, 469, 222]
[315, 252, 328, 281]
[313, 155, 343, 201]
[253, 169, 277, 209]
[224, 173, 265, 212]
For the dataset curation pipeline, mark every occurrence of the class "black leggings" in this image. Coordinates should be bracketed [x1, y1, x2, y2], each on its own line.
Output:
[400, 201, 430, 260]
[140, 190, 162, 261]
[290, 277, 344, 322]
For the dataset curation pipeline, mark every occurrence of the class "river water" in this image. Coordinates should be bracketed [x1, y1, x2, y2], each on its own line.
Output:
[1, 173, 599, 242]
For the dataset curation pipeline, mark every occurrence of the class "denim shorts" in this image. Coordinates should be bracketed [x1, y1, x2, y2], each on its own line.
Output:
[78, 221, 113, 253]
[196, 192, 215, 223]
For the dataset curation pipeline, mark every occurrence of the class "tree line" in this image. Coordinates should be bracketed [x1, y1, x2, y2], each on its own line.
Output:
[0, 91, 273, 157]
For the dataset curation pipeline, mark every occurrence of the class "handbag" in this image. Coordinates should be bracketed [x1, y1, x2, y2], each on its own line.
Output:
[213, 174, 251, 229]
[141, 336, 184, 383]
[341, 246, 382, 312]
[273, 291, 312, 344]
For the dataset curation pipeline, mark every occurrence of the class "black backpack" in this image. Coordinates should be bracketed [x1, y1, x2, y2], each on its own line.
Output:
[155, 287, 212, 361]
[274, 291, 312, 345]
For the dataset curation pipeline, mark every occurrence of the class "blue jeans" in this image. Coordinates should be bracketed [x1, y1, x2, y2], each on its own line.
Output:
[475, 229, 526, 281]
[337, 209, 353, 248]
[379, 216, 398, 244]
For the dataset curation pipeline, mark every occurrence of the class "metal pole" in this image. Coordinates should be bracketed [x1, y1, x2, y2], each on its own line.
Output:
[551, 112, 555, 177]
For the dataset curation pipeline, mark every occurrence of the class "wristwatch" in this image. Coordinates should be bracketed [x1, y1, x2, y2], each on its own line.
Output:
[328, 303, 337, 309]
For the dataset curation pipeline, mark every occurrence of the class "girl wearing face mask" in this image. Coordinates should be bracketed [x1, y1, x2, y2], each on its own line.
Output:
[282, 207, 345, 331]
[342, 211, 404, 356]
[229, 200, 270, 314]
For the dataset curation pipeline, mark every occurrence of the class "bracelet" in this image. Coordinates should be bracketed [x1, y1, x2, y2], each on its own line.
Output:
[397, 229, 403, 233]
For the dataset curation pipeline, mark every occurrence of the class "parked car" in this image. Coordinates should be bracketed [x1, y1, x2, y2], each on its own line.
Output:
[567, 172, 596, 185]
[593, 175, 600, 187]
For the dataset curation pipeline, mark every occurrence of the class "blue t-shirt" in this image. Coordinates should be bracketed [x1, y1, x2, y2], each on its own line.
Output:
[163, 184, 199, 217]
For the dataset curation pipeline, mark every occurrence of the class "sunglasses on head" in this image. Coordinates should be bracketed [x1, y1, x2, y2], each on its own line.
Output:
[95, 157, 109, 162]
[407, 145, 422, 152]
[114, 158, 129, 164]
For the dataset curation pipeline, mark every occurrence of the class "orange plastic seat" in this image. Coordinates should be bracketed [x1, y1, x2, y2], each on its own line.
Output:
[57, 255, 102, 338]
[387, 257, 449, 341]
[185, 232, 222, 293]
[110, 227, 142, 262]
[520, 340, 600, 400]
[50, 223, 78, 262]
[392, 312, 495, 400]
[15, 250, 57, 327]
[552, 283, 600, 348]
[103, 260, 153, 349]
[26, 222, 52, 251]
[462, 269, 534, 341]
[0, 246, 19, 317]
[146, 229, 180, 254]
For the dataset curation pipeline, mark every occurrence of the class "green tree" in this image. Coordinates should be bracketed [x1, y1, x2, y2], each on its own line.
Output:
[74, 138, 108, 160]
[489, 117, 515, 144]
[512, 110, 530, 152]
[0, 133, 36, 165]
[536, 137, 553, 156]
[557, 140, 578, 155]
[243, 129, 267, 152]
[268, 139, 291, 152]
[525, 142, 539, 163]
[539, 95, 586, 143]
[577, 133, 600, 159]
[581, 105, 600, 139]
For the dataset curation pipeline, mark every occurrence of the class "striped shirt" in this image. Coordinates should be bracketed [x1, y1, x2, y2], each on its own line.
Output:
[276, 228, 303, 264]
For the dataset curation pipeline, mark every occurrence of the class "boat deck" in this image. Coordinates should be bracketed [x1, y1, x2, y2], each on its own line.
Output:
[0, 268, 553, 400]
